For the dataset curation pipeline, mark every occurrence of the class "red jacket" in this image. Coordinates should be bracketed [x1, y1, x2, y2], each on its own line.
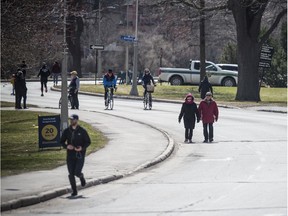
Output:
[198, 99, 219, 123]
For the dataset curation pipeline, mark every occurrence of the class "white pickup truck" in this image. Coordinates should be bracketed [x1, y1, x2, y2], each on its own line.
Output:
[158, 60, 238, 86]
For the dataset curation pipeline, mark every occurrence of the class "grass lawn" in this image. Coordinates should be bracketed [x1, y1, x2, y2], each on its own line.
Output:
[0, 101, 38, 108]
[1, 110, 107, 176]
[79, 84, 287, 107]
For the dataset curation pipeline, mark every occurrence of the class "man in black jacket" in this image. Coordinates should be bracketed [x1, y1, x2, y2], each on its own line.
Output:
[14, 69, 28, 109]
[198, 76, 213, 99]
[37, 63, 51, 96]
[60, 114, 91, 196]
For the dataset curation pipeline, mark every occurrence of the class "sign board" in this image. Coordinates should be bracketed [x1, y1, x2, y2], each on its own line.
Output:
[120, 35, 135, 42]
[259, 61, 271, 68]
[259, 44, 274, 68]
[90, 45, 104, 50]
[38, 115, 61, 149]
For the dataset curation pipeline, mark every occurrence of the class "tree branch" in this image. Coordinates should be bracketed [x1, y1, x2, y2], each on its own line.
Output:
[260, 8, 287, 44]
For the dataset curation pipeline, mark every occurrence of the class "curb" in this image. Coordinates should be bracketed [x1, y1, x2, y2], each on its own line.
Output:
[1, 112, 175, 212]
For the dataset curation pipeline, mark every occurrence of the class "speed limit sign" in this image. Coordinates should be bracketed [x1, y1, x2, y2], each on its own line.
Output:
[38, 115, 61, 148]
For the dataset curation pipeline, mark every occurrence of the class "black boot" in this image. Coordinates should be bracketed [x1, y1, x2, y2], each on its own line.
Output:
[80, 173, 86, 187]
[68, 175, 77, 196]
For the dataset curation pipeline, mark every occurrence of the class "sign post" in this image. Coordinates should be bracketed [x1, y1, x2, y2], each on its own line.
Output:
[258, 44, 274, 101]
[120, 35, 135, 85]
[38, 115, 61, 149]
[90, 45, 104, 84]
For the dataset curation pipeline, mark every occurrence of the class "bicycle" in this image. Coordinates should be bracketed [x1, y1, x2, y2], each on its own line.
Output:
[59, 93, 72, 109]
[143, 84, 154, 110]
[105, 87, 115, 110]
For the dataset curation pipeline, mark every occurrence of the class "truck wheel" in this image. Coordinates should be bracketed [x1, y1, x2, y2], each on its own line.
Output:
[222, 77, 236, 87]
[170, 76, 183, 85]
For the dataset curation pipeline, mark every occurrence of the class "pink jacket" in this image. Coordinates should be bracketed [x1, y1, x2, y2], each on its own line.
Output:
[198, 99, 219, 123]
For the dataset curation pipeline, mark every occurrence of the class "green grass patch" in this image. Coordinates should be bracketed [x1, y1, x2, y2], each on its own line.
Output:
[0, 101, 38, 108]
[1, 110, 107, 176]
[79, 84, 287, 106]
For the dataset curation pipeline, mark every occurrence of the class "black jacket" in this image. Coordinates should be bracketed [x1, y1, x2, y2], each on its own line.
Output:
[38, 67, 51, 81]
[60, 125, 91, 157]
[198, 77, 213, 99]
[179, 102, 200, 129]
[142, 74, 155, 86]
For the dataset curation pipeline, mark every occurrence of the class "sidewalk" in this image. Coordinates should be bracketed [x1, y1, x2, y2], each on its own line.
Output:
[1, 108, 174, 211]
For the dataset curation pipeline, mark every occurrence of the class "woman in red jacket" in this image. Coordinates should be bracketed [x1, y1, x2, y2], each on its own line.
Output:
[198, 92, 219, 143]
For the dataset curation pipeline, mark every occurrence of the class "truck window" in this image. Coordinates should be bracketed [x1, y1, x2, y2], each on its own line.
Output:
[194, 62, 200, 70]
[206, 63, 217, 71]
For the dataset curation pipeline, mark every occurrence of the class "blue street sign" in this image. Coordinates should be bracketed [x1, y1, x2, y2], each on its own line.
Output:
[120, 35, 135, 42]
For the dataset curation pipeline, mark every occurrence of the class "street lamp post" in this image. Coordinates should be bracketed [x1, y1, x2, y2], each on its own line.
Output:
[61, 0, 68, 132]
[129, 0, 139, 96]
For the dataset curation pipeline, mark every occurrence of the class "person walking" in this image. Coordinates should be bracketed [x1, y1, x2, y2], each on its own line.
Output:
[198, 76, 213, 99]
[198, 92, 219, 143]
[60, 114, 91, 197]
[103, 69, 117, 106]
[51, 61, 61, 86]
[14, 70, 28, 109]
[37, 63, 50, 96]
[69, 71, 80, 109]
[178, 93, 200, 143]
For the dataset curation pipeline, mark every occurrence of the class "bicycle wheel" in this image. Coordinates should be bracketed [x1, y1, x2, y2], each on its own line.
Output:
[109, 96, 114, 110]
[68, 95, 72, 108]
[144, 93, 148, 110]
[149, 93, 152, 110]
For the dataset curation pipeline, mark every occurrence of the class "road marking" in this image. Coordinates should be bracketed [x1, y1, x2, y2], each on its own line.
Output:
[199, 157, 233, 162]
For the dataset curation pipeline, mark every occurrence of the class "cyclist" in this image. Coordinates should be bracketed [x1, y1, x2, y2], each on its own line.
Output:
[103, 69, 117, 106]
[142, 68, 156, 105]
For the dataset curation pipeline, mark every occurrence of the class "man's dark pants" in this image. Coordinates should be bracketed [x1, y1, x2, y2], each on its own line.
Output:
[70, 91, 79, 109]
[203, 123, 213, 141]
[67, 154, 85, 192]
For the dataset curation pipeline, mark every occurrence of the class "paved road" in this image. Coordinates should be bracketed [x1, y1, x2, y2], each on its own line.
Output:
[1, 81, 287, 216]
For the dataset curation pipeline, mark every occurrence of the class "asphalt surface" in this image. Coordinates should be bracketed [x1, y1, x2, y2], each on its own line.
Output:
[1, 81, 287, 215]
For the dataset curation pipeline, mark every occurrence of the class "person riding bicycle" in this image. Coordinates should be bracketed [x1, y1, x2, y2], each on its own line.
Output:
[103, 69, 117, 106]
[142, 68, 156, 103]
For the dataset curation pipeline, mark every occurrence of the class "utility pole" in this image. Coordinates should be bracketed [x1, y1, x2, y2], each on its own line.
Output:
[199, 0, 206, 81]
[61, 0, 68, 132]
[125, 3, 129, 84]
[97, 0, 102, 80]
[129, 0, 139, 96]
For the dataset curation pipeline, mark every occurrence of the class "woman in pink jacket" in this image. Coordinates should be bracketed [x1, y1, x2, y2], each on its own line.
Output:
[198, 92, 219, 143]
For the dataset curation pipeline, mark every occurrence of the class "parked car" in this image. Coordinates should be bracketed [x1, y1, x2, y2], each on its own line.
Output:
[217, 64, 238, 72]
[158, 60, 238, 86]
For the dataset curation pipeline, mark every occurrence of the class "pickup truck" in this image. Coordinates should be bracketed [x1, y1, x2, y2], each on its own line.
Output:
[158, 60, 238, 86]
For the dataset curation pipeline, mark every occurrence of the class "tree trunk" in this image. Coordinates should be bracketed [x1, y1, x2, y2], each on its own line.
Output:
[66, 0, 83, 77]
[229, 0, 266, 101]
[236, 36, 261, 101]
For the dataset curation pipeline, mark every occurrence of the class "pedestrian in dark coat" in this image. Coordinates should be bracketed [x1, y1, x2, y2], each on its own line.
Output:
[198, 92, 219, 143]
[37, 63, 50, 96]
[198, 76, 213, 99]
[51, 61, 61, 86]
[69, 71, 80, 109]
[14, 69, 27, 109]
[178, 93, 200, 143]
[60, 114, 91, 197]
